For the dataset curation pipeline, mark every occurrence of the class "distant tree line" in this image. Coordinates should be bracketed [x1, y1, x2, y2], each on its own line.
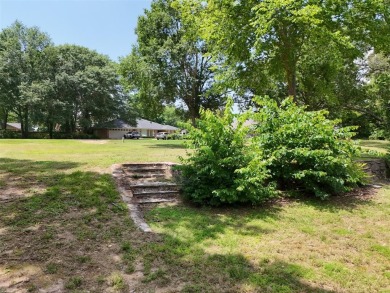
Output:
[119, 0, 390, 137]
[0, 21, 134, 138]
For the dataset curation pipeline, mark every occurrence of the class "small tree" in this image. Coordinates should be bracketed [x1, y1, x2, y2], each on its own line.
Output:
[179, 98, 276, 206]
[252, 97, 366, 199]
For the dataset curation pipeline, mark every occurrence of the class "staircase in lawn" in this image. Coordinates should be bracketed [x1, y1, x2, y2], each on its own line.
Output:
[121, 163, 180, 204]
[113, 162, 181, 232]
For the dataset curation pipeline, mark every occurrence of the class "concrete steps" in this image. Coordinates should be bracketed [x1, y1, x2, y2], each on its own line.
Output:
[113, 162, 181, 232]
[121, 163, 181, 204]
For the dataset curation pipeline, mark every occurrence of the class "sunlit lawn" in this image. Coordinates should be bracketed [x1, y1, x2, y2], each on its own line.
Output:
[145, 188, 390, 292]
[0, 138, 187, 173]
[0, 138, 389, 292]
[358, 139, 390, 155]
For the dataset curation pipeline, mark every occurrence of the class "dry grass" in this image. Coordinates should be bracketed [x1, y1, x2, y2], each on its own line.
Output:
[0, 139, 389, 292]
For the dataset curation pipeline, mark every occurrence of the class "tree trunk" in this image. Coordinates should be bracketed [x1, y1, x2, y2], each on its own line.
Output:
[287, 71, 297, 98]
[48, 121, 53, 139]
[2, 111, 8, 130]
[21, 107, 29, 138]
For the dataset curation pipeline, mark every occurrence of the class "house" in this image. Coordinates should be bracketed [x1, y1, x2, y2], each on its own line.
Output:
[93, 118, 179, 139]
[0, 122, 21, 132]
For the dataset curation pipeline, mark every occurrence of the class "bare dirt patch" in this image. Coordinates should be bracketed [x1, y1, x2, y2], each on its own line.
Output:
[77, 139, 109, 144]
[0, 167, 176, 293]
[0, 174, 47, 203]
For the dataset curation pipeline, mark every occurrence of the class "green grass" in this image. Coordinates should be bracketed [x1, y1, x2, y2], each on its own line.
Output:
[0, 138, 187, 173]
[144, 190, 390, 292]
[358, 139, 390, 155]
[0, 139, 389, 292]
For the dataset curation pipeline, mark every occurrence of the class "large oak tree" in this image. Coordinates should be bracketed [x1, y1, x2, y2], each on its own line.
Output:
[119, 0, 224, 125]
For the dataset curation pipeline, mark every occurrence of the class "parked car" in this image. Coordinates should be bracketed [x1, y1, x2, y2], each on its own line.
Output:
[124, 131, 140, 139]
[156, 132, 168, 140]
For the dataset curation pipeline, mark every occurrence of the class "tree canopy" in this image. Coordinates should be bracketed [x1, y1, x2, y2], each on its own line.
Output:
[0, 22, 133, 138]
[119, 0, 224, 125]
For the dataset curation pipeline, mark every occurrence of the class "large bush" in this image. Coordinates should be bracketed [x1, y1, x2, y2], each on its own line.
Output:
[179, 99, 276, 206]
[180, 97, 366, 205]
[252, 97, 366, 199]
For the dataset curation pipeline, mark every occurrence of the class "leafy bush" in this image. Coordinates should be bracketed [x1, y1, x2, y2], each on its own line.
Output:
[0, 130, 21, 138]
[252, 97, 366, 199]
[369, 128, 387, 140]
[179, 99, 276, 206]
[179, 96, 366, 205]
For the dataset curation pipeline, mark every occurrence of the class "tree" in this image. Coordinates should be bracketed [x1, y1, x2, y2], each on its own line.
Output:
[178, 0, 389, 105]
[0, 22, 133, 138]
[119, 48, 166, 121]
[0, 21, 52, 137]
[119, 0, 224, 125]
[364, 52, 390, 137]
[155, 105, 187, 126]
[46, 44, 132, 134]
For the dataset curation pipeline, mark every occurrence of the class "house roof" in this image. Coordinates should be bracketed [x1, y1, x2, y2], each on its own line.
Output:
[7, 123, 21, 129]
[94, 119, 178, 131]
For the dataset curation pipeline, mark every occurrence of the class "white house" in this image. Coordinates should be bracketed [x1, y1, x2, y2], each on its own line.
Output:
[93, 119, 179, 139]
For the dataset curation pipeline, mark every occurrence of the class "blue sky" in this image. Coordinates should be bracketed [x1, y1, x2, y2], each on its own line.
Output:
[0, 0, 153, 62]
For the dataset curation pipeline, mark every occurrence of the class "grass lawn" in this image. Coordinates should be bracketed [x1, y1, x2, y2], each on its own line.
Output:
[0, 139, 389, 292]
[0, 139, 186, 173]
[358, 139, 390, 155]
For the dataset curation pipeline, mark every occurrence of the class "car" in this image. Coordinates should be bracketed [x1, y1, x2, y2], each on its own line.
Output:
[156, 132, 168, 140]
[124, 131, 140, 139]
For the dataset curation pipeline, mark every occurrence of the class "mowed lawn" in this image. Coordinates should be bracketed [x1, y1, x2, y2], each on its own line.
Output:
[0, 139, 186, 173]
[358, 139, 390, 154]
[0, 139, 389, 292]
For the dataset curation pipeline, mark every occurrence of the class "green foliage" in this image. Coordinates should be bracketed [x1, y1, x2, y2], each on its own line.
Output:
[156, 105, 187, 127]
[0, 130, 21, 139]
[252, 97, 366, 199]
[180, 96, 365, 204]
[0, 22, 134, 138]
[179, 98, 276, 206]
[0, 21, 52, 137]
[119, 0, 224, 124]
[176, 0, 389, 136]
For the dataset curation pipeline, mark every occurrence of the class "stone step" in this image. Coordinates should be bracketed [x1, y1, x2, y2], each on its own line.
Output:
[124, 167, 166, 173]
[122, 163, 168, 170]
[124, 169, 165, 176]
[133, 191, 180, 198]
[131, 184, 179, 194]
[125, 173, 166, 179]
[135, 197, 178, 204]
[130, 181, 178, 187]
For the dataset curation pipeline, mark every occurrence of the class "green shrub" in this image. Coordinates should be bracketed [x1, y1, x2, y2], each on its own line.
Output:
[252, 97, 366, 199]
[0, 130, 21, 138]
[179, 98, 276, 206]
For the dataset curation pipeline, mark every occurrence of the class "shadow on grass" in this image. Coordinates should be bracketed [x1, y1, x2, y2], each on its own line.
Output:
[143, 204, 336, 292]
[0, 158, 378, 291]
[139, 189, 380, 290]
[0, 158, 81, 175]
[173, 253, 336, 292]
[145, 204, 282, 242]
[0, 158, 138, 291]
[147, 143, 187, 149]
[291, 186, 377, 213]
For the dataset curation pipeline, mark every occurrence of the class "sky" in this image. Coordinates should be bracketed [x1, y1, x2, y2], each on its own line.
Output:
[0, 0, 153, 62]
